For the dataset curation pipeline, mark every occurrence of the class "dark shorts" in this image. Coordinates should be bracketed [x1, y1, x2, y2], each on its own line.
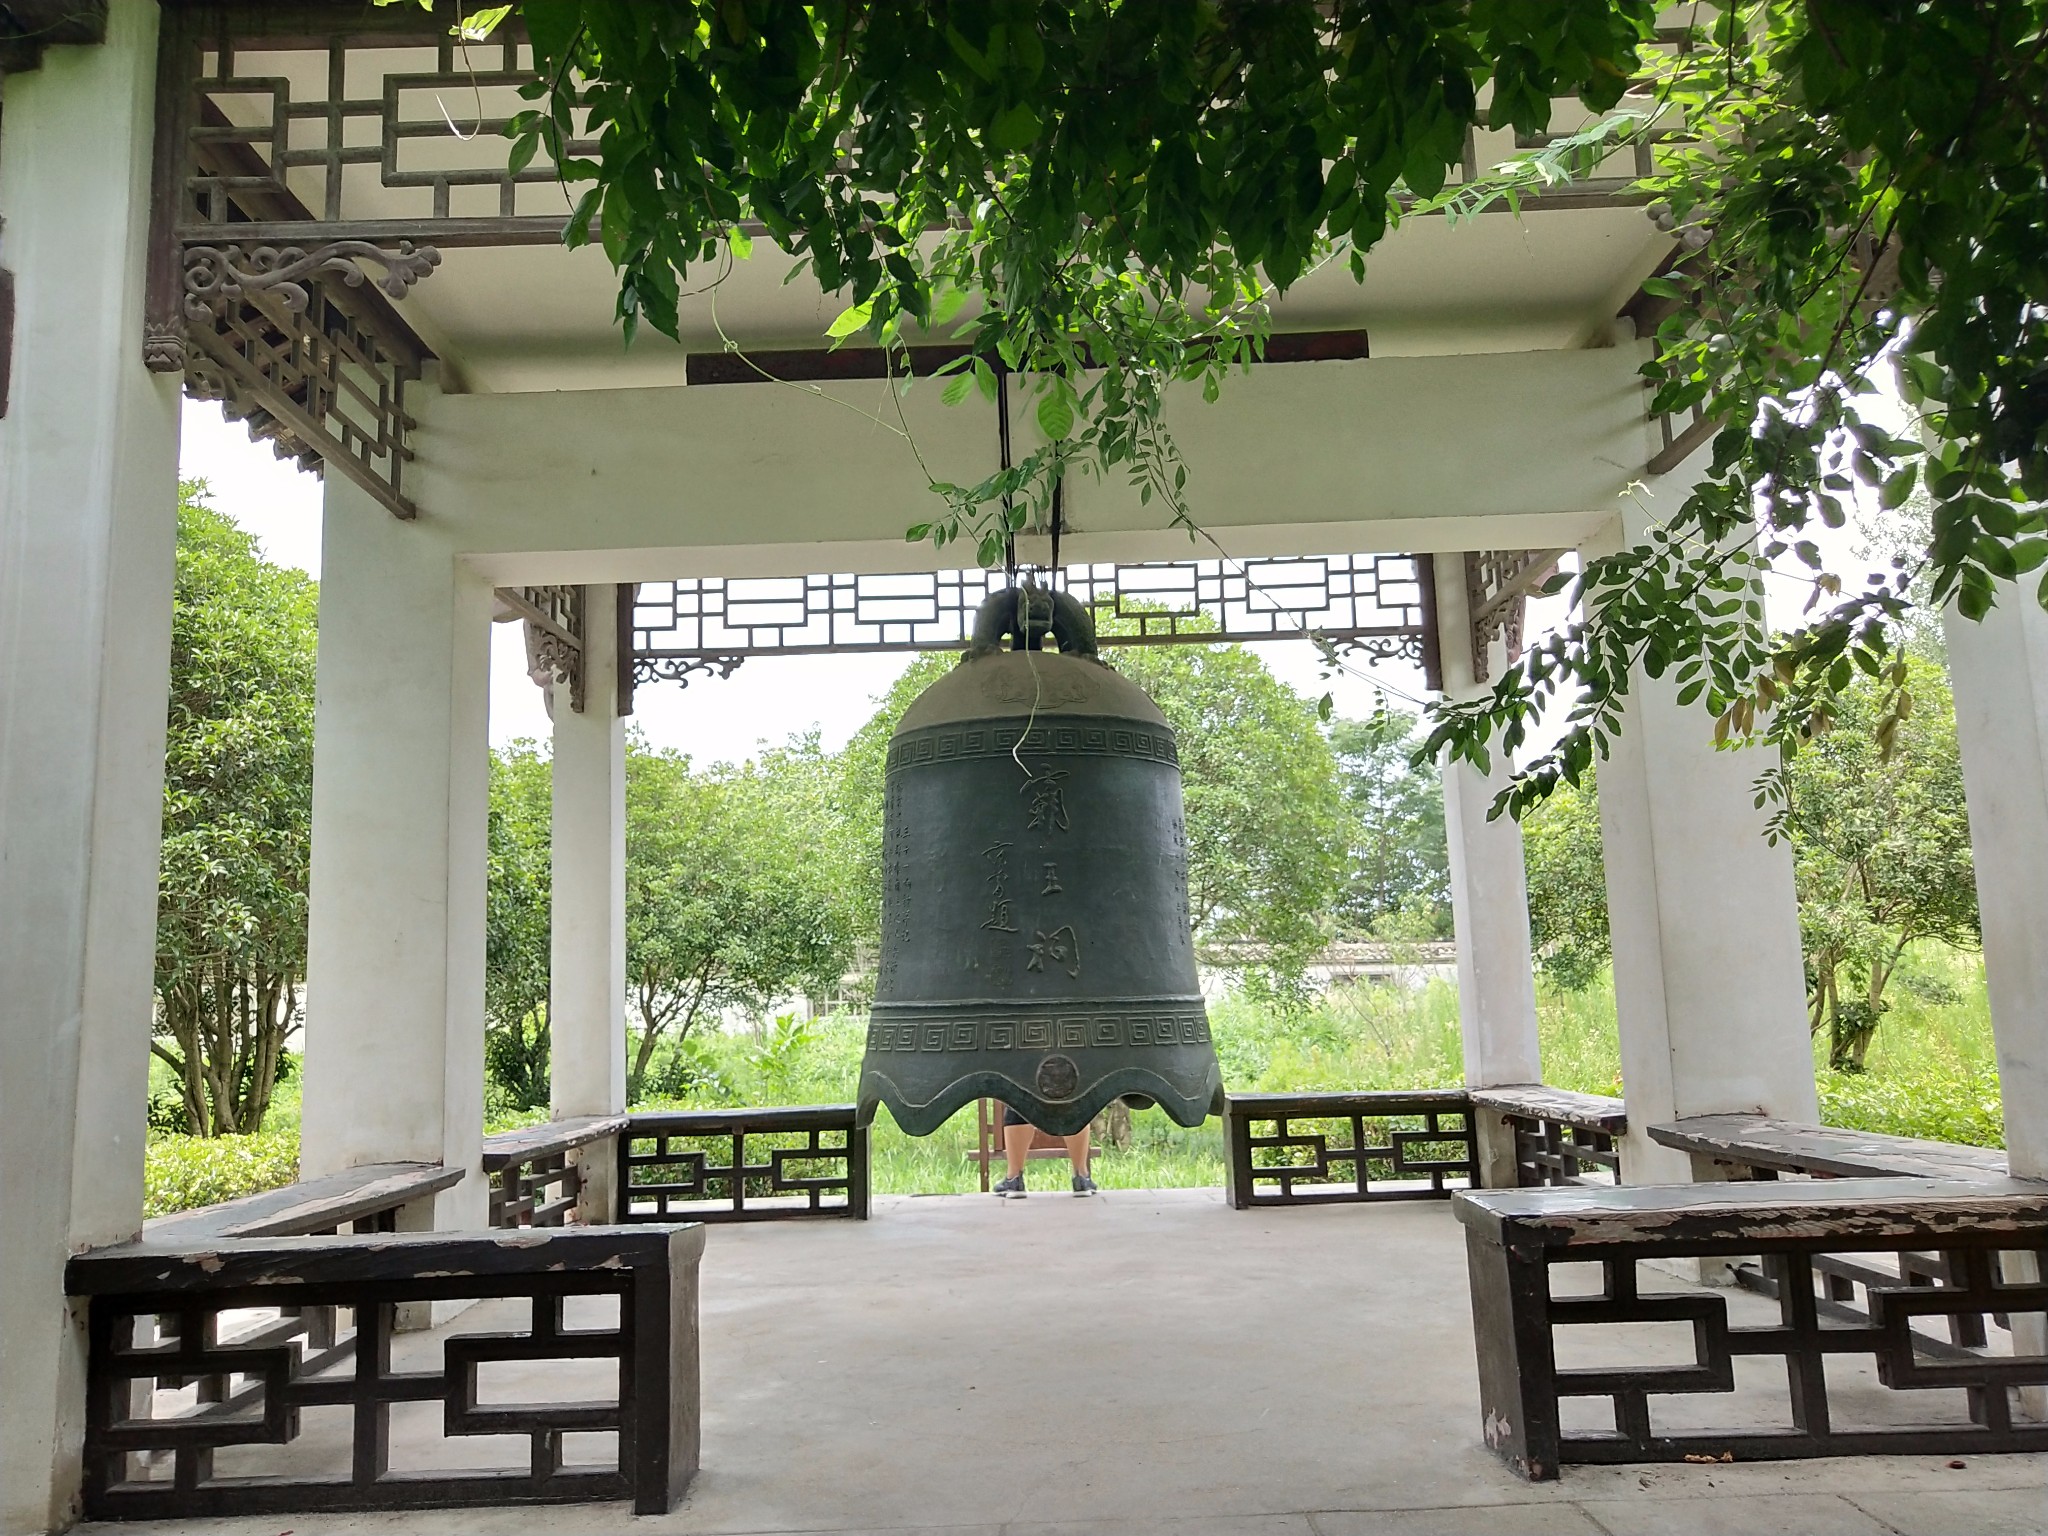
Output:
[1001, 1103, 1033, 1130]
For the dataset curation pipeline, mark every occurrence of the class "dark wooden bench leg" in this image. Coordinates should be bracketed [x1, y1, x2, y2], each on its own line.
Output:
[1464, 1226, 1561, 1480]
[1223, 1098, 1253, 1210]
[630, 1227, 703, 1515]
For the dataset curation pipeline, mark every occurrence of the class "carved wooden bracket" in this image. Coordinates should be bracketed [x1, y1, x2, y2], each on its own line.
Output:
[179, 240, 441, 326]
[1465, 550, 1565, 683]
[499, 585, 586, 714]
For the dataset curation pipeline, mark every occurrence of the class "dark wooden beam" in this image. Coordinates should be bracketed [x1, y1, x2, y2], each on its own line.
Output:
[684, 328, 1370, 387]
[0, 263, 13, 419]
[0, 1, 107, 73]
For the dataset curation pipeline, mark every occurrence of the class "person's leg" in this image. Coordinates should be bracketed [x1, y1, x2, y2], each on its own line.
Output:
[1003, 1121, 1033, 1178]
[1064, 1126, 1094, 1192]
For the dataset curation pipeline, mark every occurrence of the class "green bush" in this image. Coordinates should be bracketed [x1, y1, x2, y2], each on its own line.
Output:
[144, 1131, 300, 1219]
[1812, 943, 2003, 1148]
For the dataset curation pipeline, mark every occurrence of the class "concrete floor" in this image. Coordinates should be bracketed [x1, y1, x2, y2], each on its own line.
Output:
[87, 1189, 2046, 1535]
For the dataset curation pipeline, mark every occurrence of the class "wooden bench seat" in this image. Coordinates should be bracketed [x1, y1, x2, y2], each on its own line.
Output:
[479, 1112, 628, 1169]
[1453, 1177, 2048, 1479]
[1648, 1113, 2008, 1182]
[481, 1113, 630, 1227]
[1470, 1085, 1627, 1135]
[1470, 1085, 1627, 1188]
[141, 1161, 463, 1243]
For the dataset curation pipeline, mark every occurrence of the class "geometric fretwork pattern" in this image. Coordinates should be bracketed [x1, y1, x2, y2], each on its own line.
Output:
[487, 1151, 582, 1228]
[630, 554, 1437, 685]
[1464, 549, 1563, 682]
[618, 1106, 869, 1223]
[182, 268, 427, 519]
[1226, 1091, 1478, 1207]
[1509, 1115, 1621, 1187]
[177, 19, 585, 240]
[83, 1277, 637, 1518]
[495, 584, 586, 712]
[1552, 1248, 2048, 1463]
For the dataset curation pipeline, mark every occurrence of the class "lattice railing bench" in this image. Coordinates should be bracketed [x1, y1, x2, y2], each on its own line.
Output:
[1223, 1091, 1478, 1208]
[1641, 1115, 2033, 1383]
[1470, 1085, 1627, 1190]
[67, 1189, 704, 1519]
[483, 1114, 630, 1228]
[1454, 1177, 2048, 1480]
[618, 1105, 870, 1222]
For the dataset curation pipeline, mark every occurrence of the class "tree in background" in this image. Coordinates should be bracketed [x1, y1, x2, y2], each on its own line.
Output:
[485, 742, 554, 1111]
[1116, 644, 1347, 991]
[1787, 657, 1978, 1071]
[841, 638, 1349, 997]
[625, 735, 857, 1099]
[154, 484, 317, 1135]
[834, 656, 950, 958]
[1519, 772, 1612, 993]
[1515, 657, 1980, 1072]
[1328, 709, 1449, 939]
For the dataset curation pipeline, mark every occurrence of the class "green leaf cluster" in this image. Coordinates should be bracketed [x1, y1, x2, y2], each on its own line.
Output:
[484, 742, 556, 1112]
[1512, 656, 1981, 1079]
[143, 1130, 301, 1218]
[1428, 2, 2048, 812]
[481, 732, 862, 1108]
[1518, 770, 1612, 993]
[1785, 655, 1978, 1071]
[153, 486, 318, 1137]
[394, 1, 2047, 813]
[508, 1, 1656, 559]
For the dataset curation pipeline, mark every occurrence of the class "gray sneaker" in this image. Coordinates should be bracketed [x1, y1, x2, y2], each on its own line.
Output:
[993, 1174, 1026, 1198]
[1072, 1173, 1099, 1196]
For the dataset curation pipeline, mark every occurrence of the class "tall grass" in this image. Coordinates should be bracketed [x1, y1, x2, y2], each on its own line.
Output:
[141, 943, 2006, 1214]
[633, 971, 1643, 1194]
[1518, 945, 2004, 1148]
[638, 941, 2005, 1197]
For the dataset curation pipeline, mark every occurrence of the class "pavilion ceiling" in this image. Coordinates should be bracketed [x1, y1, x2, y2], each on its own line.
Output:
[145, 1, 1684, 521]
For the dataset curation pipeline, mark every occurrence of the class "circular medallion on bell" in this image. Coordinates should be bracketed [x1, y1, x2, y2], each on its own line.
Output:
[1035, 1054, 1081, 1100]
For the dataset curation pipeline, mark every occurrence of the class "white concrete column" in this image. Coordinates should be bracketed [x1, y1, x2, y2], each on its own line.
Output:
[1434, 555, 1544, 1091]
[0, 5, 180, 1529]
[1943, 553, 2048, 1423]
[1589, 493, 1816, 1185]
[300, 460, 491, 1231]
[549, 582, 626, 1119]
[1944, 589, 2048, 1182]
[549, 585, 627, 1218]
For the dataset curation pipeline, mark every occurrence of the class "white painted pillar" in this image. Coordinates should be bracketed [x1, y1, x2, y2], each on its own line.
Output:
[1933, 516, 2048, 1423]
[300, 460, 491, 1231]
[1434, 555, 1544, 1092]
[1590, 493, 1816, 1185]
[548, 587, 627, 1216]
[0, 5, 180, 1529]
[1944, 590, 2048, 1183]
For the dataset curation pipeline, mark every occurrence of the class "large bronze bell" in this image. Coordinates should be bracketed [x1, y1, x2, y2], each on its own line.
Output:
[857, 586, 1224, 1137]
